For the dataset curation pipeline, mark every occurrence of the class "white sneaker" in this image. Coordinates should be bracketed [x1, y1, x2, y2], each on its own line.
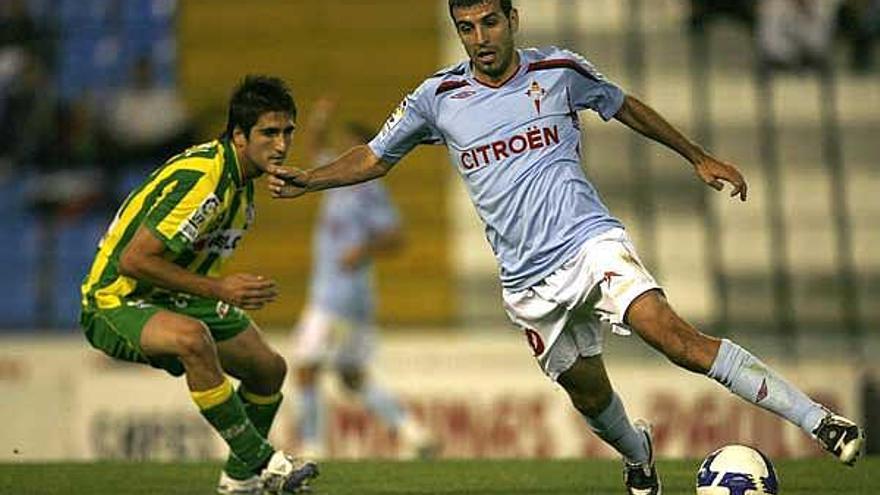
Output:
[216, 471, 261, 495]
[260, 451, 319, 494]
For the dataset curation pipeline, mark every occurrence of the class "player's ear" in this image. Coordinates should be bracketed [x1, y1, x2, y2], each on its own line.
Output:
[232, 126, 247, 148]
[509, 8, 519, 34]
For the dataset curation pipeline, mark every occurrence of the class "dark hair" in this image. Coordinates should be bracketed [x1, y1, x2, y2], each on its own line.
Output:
[222, 75, 296, 140]
[448, 0, 512, 20]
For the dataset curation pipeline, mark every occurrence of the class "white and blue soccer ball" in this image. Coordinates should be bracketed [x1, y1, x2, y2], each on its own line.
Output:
[696, 444, 779, 495]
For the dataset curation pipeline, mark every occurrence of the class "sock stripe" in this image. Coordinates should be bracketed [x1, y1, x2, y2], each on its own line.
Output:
[241, 388, 282, 406]
[191, 377, 234, 410]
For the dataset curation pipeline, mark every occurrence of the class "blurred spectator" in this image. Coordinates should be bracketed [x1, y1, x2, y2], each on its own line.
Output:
[688, 0, 757, 34]
[0, 49, 103, 216]
[0, 0, 53, 67]
[836, 0, 880, 72]
[26, 94, 106, 218]
[0, 52, 55, 180]
[757, 0, 841, 71]
[99, 55, 195, 182]
[0, 0, 55, 180]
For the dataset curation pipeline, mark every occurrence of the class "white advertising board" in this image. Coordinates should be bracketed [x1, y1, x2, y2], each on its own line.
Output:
[0, 333, 861, 461]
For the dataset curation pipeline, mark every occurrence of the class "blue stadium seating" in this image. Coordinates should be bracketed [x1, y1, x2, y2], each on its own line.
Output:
[0, 180, 39, 329]
[0, 0, 179, 329]
[53, 214, 107, 328]
[57, 0, 176, 100]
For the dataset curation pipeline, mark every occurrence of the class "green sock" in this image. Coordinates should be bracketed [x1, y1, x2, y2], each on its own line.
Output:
[223, 387, 283, 480]
[200, 390, 275, 474]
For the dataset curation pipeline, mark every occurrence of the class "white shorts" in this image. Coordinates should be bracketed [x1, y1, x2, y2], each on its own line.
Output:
[502, 228, 660, 381]
[291, 306, 375, 370]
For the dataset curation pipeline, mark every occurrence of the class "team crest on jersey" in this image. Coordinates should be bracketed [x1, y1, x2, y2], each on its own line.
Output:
[180, 193, 221, 242]
[525, 80, 546, 114]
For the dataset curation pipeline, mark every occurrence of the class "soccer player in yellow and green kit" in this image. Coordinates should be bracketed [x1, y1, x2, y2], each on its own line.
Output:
[79, 75, 318, 495]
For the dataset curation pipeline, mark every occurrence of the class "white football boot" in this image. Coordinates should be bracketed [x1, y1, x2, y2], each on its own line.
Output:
[216, 471, 261, 495]
[260, 451, 319, 494]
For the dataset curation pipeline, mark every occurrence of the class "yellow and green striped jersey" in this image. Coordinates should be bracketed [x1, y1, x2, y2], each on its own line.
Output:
[81, 139, 255, 310]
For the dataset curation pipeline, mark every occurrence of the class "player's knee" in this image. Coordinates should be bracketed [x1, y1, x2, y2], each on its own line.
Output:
[174, 321, 215, 360]
[263, 351, 288, 390]
[567, 389, 612, 418]
[558, 366, 613, 417]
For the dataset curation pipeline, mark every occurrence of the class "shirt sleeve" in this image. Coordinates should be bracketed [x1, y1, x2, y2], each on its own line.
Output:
[560, 49, 625, 121]
[367, 80, 444, 165]
[144, 166, 222, 254]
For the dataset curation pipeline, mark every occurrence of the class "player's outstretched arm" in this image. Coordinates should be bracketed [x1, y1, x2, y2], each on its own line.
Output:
[267, 145, 392, 199]
[613, 94, 748, 201]
[119, 226, 278, 309]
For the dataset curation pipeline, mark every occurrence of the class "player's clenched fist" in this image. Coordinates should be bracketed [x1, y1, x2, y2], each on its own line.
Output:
[267, 165, 309, 199]
[217, 273, 278, 309]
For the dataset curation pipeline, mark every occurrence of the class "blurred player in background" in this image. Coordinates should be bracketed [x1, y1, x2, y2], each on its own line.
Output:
[268, 1, 865, 494]
[79, 75, 318, 495]
[291, 97, 435, 459]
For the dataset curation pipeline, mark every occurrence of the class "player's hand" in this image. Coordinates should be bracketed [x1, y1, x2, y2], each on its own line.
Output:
[267, 165, 309, 199]
[693, 156, 748, 202]
[217, 273, 278, 309]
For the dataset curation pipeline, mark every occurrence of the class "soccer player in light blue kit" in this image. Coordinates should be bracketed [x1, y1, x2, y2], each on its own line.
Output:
[269, 1, 865, 493]
[291, 99, 434, 458]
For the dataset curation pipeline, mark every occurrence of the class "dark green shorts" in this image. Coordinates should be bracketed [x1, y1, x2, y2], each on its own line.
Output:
[80, 294, 252, 377]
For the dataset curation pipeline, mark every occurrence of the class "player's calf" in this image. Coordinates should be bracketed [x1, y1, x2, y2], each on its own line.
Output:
[708, 339, 848, 443]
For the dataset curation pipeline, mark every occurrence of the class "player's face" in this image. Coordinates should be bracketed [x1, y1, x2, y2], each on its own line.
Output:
[234, 111, 295, 177]
[452, 0, 519, 83]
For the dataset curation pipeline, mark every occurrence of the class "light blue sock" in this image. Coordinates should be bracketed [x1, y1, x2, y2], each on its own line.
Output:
[361, 384, 406, 430]
[708, 339, 826, 435]
[298, 385, 322, 445]
[582, 393, 649, 464]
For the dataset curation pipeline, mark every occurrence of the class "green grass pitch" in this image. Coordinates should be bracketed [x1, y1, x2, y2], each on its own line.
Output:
[1, 458, 878, 494]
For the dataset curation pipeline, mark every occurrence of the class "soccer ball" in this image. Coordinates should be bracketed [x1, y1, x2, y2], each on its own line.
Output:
[695, 444, 779, 495]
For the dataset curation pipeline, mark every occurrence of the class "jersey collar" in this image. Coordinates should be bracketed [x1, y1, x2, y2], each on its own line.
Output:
[222, 138, 246, 188]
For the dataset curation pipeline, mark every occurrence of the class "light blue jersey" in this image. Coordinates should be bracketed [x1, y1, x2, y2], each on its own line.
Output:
[368, 46, 625, 290]
[309, 179, 400, 320]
